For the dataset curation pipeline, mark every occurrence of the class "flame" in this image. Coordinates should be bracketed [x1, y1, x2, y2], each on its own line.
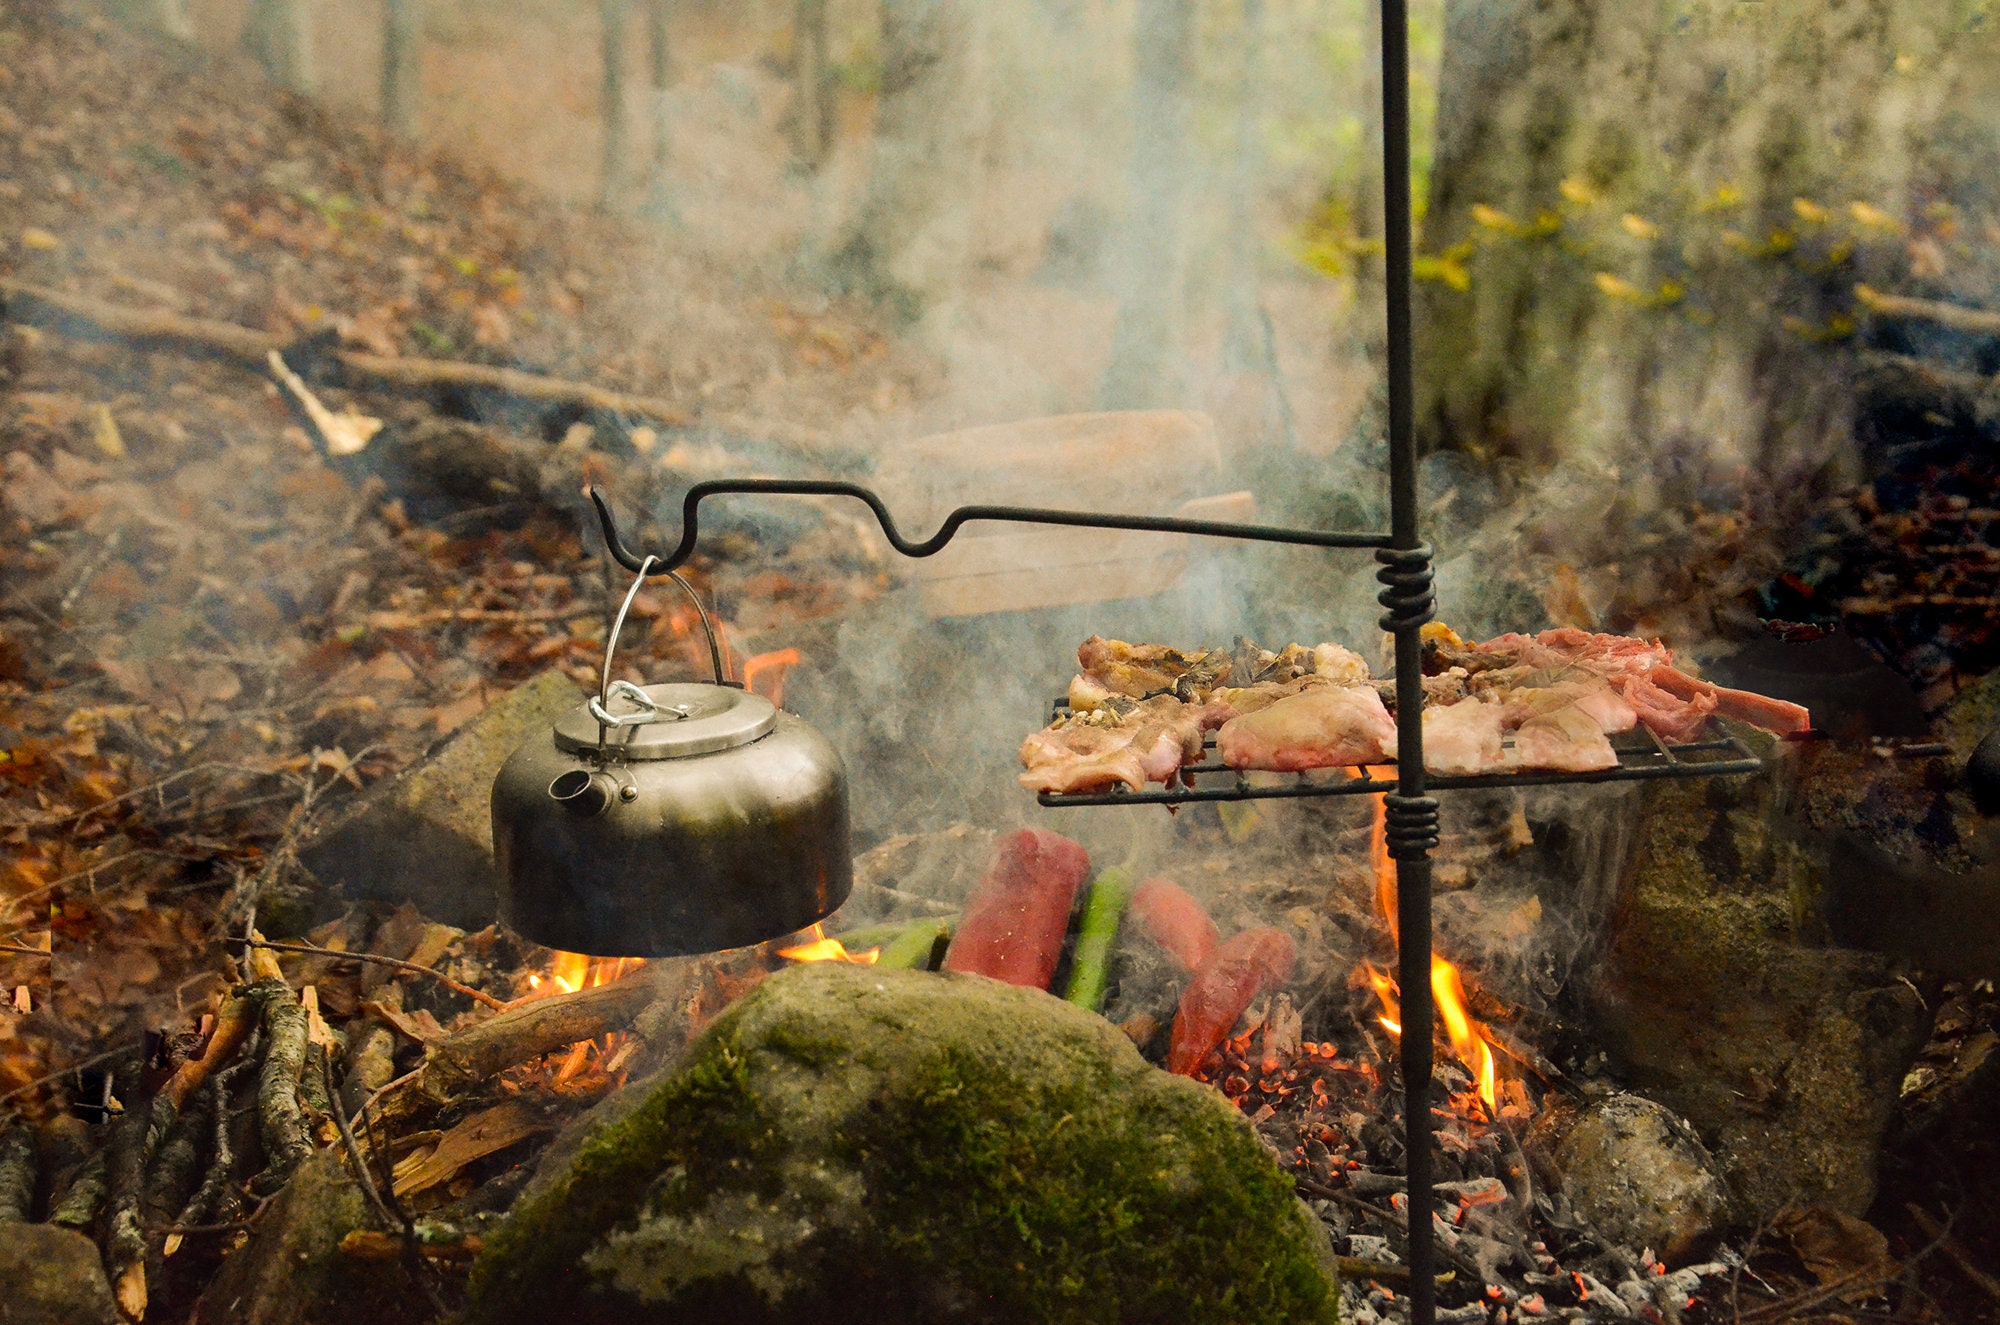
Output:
[742, 648, 802, 708]
[1359, 796, 1503, 1114]
[543, 951, 646, 995]
[777, 923, 879, 965]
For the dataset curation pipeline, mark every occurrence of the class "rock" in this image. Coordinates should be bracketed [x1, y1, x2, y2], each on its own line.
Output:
[1584, 735, 1933, 1222]
[1540, 1093, 1730, 1264]
[467, 962, 1340, 1324]
[298, 669, 580, 928]
[191, 1150, 424, 1325]
[0, 1220, 121, 1325]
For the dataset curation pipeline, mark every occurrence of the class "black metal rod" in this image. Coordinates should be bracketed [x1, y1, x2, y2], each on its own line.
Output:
[587, 481, 1389, 576]
[1378, 0, 1436, 1317]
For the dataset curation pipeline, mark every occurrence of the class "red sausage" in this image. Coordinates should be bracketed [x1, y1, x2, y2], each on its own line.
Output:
[1129, 877, 1220, 972]
[1166, 927, 1297, 1075]
[941, 829, 1092, 990]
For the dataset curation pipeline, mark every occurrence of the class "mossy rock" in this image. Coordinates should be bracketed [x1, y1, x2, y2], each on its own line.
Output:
[466, 963, 1339, 1325]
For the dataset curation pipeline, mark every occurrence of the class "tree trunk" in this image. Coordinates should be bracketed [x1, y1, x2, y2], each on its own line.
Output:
[1415, 0, 2000, 502]
[832, 0, 992, 321]
[244, 0, 317, 95]
[643, 0, 672, 214]
[1098, 0, 1196, 409]
[381, 0, 422, 138]
[792, 0, 833, 168]
[599, 0, 632, 213]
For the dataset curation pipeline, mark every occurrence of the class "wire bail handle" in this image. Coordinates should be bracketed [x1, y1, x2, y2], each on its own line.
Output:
[590, 554, 731, 750]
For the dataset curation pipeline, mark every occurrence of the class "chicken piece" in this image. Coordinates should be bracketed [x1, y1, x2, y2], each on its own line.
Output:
[1653, 665, 1811, 735]
[941, 829, 1092, 990]
[1018, 696, 1209, 793]
[1617, 670, 1717, 743]
[1076, 636, 1230, 701]
[1423, 699, 1506, 775]
[1496, 677, 1638, 735]
[1230, 637, 1371, 686]
[1166, 928, 1297, 1075]
[1511, 704, 1619, 772]
[1129, 877, 1220, 972]
[1216, 685, 1398, 771]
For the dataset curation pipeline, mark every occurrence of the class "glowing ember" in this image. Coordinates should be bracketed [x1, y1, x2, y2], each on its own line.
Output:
[778, 923, 879, 965]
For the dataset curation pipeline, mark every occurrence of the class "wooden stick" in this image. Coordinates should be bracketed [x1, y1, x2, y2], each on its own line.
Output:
[1855, 284, 2000, 337]
[0, 1125, 34, 1222]
[251, 979, 313, 1188]
[0, 278, 690, 426]
[1906, 1202, 2000, 1307]
[239, 938, 508, 1010]
[158, 992, 258, 1115]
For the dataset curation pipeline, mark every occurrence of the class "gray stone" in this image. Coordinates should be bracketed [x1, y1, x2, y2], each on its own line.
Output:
[0, 1221, 120, 1325]
[467, 962, 1340, 1325]
[1584, 736, 1933, 1222]
[190, 1150, 424, 1325]
[1544, 1093, 1730, 1264]
[298, 669, 580, 928]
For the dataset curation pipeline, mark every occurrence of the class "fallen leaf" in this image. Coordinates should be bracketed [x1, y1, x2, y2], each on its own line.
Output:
[20, 226, 59, 250]
[90, 403, 126, 458]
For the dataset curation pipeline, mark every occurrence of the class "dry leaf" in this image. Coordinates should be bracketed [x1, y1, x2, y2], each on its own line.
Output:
[90, 403, 126, 457]
[1778, 1207, 1895, 1299]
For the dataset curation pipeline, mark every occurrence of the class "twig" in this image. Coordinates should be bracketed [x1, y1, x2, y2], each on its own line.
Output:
[249, 979, 313, 1189]
[0, 943, 50, 956]
[322, 1050, 450, 1319]
[237, 938, 508, 1010]
[59, 526, 125, 617]
[1856, 284, 2000, 337]
[0, 849, 173, 920]
[360, 602, 602, 627]
[1905, 1203, 2000, 1307]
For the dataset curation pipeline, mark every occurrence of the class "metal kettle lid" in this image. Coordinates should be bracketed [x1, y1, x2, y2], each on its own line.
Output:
[553, 682, 776, 760]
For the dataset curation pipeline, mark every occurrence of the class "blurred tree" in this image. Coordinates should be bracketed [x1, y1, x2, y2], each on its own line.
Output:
[1099, 0, 1195, 409]
[642, 0, 673, 216]
[1415, 0, 2000, 495]
[381, 0, 422, 138]
[599, 0, 631, 212]
[793, 0, 834, 169]
[830, 0, 992, 322]
[244, 0, 316, 94]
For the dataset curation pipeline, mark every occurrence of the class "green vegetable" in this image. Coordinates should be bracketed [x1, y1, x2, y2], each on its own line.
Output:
[877, 917, 951, 970]
[1063, 868, 1135, 1011]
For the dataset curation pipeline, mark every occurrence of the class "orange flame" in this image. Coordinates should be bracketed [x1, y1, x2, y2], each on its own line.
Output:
[778, 923, 879, 966]
[1360, 794, 1503, 1113]
[536, 950, 645, 995]
[742, 648, 802, 708]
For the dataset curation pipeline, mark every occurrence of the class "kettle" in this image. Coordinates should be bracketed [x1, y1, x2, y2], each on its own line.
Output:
[491, 559, 851, 956]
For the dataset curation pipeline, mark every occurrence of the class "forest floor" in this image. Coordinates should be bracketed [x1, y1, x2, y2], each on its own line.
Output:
[0, 0, 901, 1156]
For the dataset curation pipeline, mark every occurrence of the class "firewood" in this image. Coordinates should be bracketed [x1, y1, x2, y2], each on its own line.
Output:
[50, 1151, 108, 1229]
[0, 1124, 35, 1222]
[374, 961, 692, 1121]
[249, 978, 313, 1189]
[103, 1064, 151, 1321]
[169, 1031, 263, 1253]
[156, 992, 256, 1118]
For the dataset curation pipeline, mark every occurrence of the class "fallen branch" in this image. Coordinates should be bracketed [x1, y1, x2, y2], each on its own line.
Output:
[0, 1124, 34, 1222]
[239, 938, 508, 1011]
[103, 1064, 152, 1321]
[250, 978, 313, 1189]
[1, 277, 690, 427]
[1856, 284, 2000, 337]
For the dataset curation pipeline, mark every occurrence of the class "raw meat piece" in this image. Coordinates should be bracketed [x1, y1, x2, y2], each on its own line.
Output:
[942, 829, 1092, 989]
[1511, 704, 1619, 772]
[1216, 685, 1397, 771]
[1167, 927, 1297, 1075]
[1129, 877, 1220, 972]
[1423, 699, 1505, 775]
[1653, 665, 1811, 735]
[1019, 696, 1210, 794]
[1495, 677, 1638, 735]
[1618, 670, 1716, 743]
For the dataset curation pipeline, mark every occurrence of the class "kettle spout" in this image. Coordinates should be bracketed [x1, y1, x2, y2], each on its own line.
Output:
[548, 769, 616, 817]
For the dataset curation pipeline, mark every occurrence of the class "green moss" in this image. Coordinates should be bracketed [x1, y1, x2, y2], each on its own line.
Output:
[468, 965, 1339, 1325]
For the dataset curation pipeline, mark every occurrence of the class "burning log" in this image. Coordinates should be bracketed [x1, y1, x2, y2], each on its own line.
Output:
[1063, 868, 1136, 1012]
[1166, 928, 1296, 1075]
[378, 960, 689, 1120]
[939, 829, 1092, 990]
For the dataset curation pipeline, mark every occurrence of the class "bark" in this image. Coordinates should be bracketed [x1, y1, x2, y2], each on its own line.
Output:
[50, 1151, 107, 1229]
[381, 0, 423, 139]
[1416, 0, 2000, 490]
[243, 0, 317, 95]
[792, 0, 832, 168]
[599, 0, 632, 213]
[0, 1124, 34, 1222]
[1098, 0, 1195, 408]
[252, 978, 313, 1188]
